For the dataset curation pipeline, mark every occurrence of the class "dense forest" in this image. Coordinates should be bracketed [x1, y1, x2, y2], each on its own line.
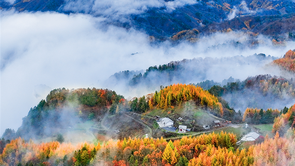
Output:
[129, 84, 229, 119]
[208, 74, 295, 111]
[0, 132, 241, 166]
[1, 129, 295, 165]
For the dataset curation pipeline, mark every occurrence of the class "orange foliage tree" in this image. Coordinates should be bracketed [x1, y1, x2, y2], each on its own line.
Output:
[252, 132, 295, 166]
[273, 104, 295, 135]
[149, 84, 223, 116]
[273, 49, 295, 72]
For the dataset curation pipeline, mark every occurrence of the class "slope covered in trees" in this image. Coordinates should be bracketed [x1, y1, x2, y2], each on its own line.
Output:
[208, 74, 295, 111]
[272, 104, 295, 136]
[2, 127, 295, 165]
[129, 84, 226, 118]
[108, 54, 275, 90]
[273, 49, 295, 73]
[150, 84, 223, 116]
[0, 132, 243, 166]
[15, 88, 124, 140]
[3, 0, 295, 41]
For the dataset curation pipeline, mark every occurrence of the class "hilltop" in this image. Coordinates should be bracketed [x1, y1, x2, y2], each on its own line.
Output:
[273, 49, 295, 72]
[2, 84, 239, 142]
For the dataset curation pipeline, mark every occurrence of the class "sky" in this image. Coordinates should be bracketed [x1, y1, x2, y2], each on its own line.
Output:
[1, 10, 294, 135]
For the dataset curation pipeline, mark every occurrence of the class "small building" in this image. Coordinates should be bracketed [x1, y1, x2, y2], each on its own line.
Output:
[157, 117, 174, 128]
[240, 132, 264, 145]
[213, 120, 221, 127]
[179, 125, 187, 133]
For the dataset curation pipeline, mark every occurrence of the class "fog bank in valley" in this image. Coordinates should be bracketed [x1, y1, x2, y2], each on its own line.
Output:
[1, 10, 294, 134]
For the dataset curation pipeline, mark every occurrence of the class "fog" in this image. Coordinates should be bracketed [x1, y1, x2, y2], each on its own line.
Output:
[61, 0, 198, 17]
[1, 10, 294, 135]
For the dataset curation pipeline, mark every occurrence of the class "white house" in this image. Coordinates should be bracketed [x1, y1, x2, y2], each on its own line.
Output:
[179, 125, 187, 133]
[157, 117, 174, 128]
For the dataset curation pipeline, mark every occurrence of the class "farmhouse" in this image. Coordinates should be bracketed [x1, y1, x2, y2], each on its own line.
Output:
[178, 125, 187, 133]
[213, 120, 221, 127]
[239, 132, 264, 145]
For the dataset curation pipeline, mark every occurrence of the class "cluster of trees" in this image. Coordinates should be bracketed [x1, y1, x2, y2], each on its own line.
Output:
[0, 132, 245, 166]
[129, 62, 180, 86]
[14, 88, 125, 140]
[273, 49, 295, 73]
[128, 84, 224, 116]
[242, 108, 281, 124]
[272, 104, 295, 136]
[130, 96, 149, 113]
[188, 145, 254, 166]
[252, 132, 295, 165]
[149, 84, 223, 116]
[46, 88, 124, 108]
[209, 75, 295, 99]
[208, 75, 295, 111]
[3, 129, 295, 166]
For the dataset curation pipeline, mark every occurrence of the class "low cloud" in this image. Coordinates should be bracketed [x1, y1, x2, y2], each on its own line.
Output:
[1, 11, 294, 134]
[60, 0, 198, 18]
[227, 0, 259, 20]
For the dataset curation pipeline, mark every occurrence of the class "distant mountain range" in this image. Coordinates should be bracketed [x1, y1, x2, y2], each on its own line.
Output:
[107, 53, 276, 89]
[1, 0, 295, 41]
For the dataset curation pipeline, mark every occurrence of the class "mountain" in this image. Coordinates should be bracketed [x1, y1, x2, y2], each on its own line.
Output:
[2, 0, 295, 40]
[107, 53, 276, 89]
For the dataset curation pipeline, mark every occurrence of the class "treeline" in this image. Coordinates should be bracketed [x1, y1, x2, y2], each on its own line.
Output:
[273, 49, 295, 72]
[242, 108, 281, 124]
[46, 88, 124, 108]
[109, 54, 275, 89]
[0, 132, 250, 166]
[209, 75, 295, 99]
[208, 74, 295, 111]
[252, 131, 295, 165]
[2, 131, 295, 165]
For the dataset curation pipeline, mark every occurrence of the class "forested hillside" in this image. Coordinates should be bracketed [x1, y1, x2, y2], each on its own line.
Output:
[108, 54, 275, 89]
[2, 0, 295, 40]
[2, 0, 295, 164]
[208, 74, 295, 111]
[14, 88, 124, 140]
[273, 49, 295, 72]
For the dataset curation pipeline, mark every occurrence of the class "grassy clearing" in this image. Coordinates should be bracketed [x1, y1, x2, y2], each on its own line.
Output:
[194, 109, 205, 117]
[253, 124, 274, 138]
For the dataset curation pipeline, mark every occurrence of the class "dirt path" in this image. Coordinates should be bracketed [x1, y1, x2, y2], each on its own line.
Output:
[123, 113, 153, 137]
